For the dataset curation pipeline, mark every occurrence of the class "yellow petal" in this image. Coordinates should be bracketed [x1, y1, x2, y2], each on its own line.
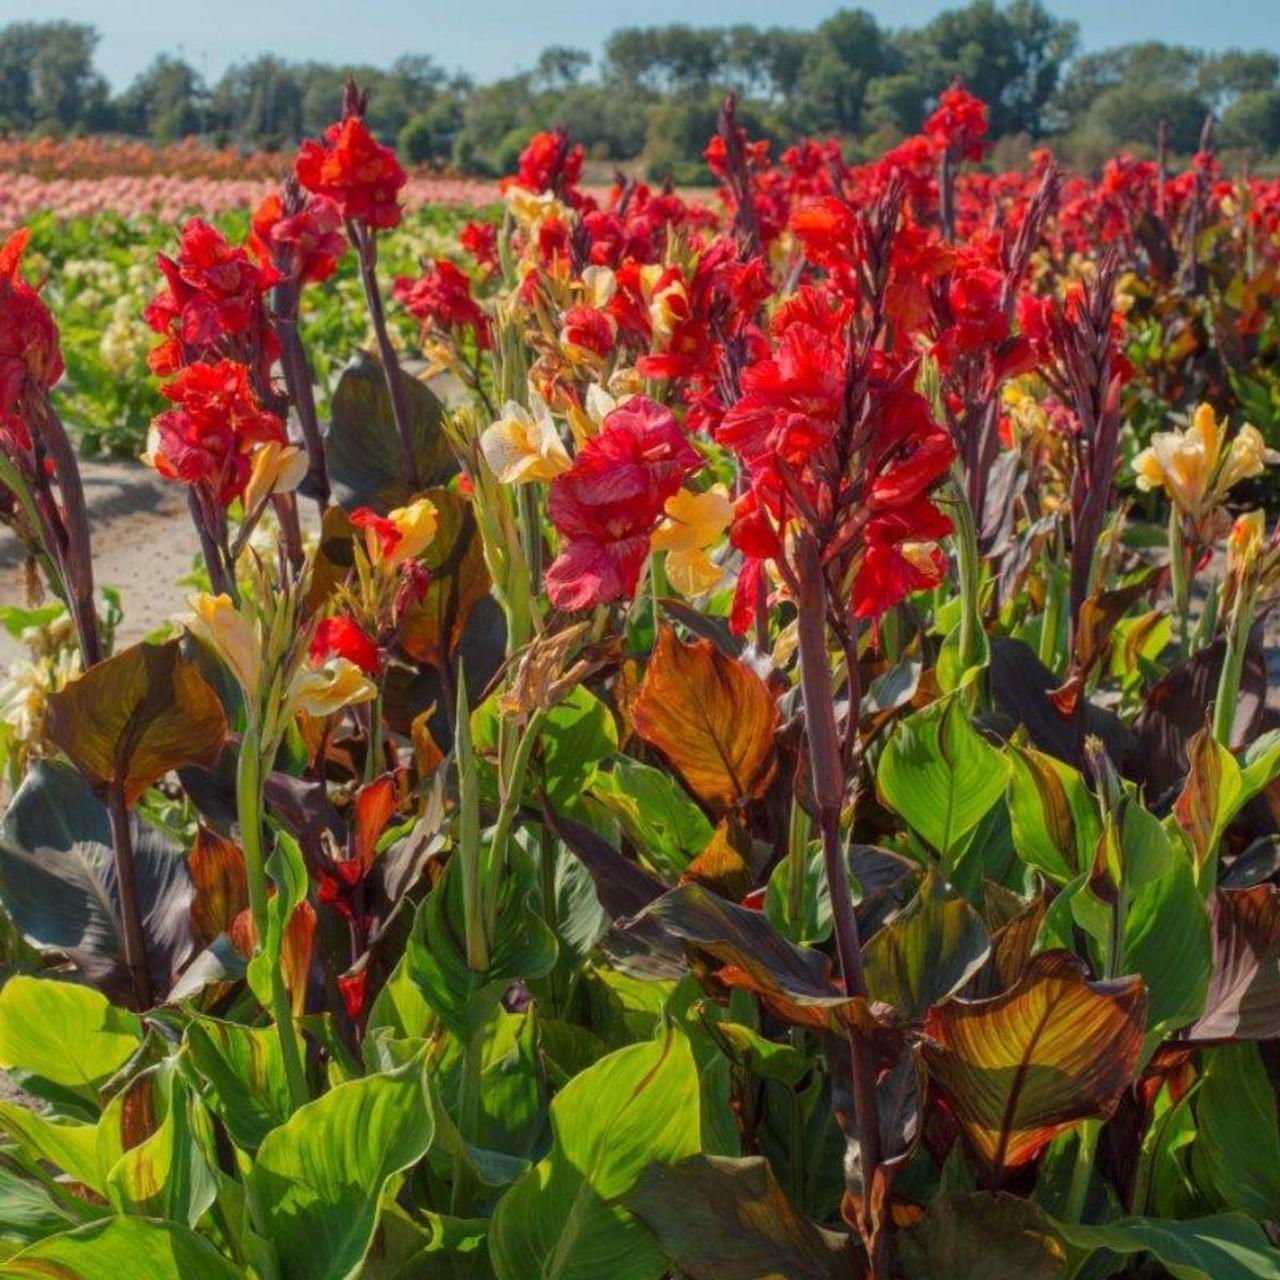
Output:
[651, 485, 733, 554]
[244, 442, 308, 513]
[1216, 424, 1270, 496]
[665, 547, 724, 597]
[286, 657, 377, 718]
[1191, 403, 1222, 471]
[480, 400, 569, 484]
[186, 593, 261, 698]
[386, 498, 438, 566]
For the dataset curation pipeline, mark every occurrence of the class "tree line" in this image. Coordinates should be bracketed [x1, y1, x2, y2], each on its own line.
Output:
[4, 4, 1279, 178]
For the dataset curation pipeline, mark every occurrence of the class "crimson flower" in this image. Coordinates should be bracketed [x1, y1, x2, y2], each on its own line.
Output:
[310, 615, 382, 676]
[0, 229, 62, 419]
[393, 260, 491, 349]
[144, 218, 280, 376]
[147, 359, 284, 505]
[296, 115, 406, 230]
[504, 129, 583, 196]
[250, 191, 346, 285]
[317, 773, 400, 923]
[925, 86, 989, 162]
[545, 397, 700, 610]
[460, 220, 498, 269]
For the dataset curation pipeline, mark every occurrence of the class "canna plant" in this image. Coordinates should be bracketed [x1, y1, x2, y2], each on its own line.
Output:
[0, 79, 1278, 1280]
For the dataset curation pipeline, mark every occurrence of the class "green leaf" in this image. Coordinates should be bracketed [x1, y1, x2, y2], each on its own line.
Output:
[488, 1026, 701, 1280]
[407, 854, 556, 1039]
[625, 1154, 858, 1279]
[899, 1192, 1065, 1279]
[586, 758, 713, 881]
[1006, 747, 1098, 885]
[1194, 1044, 1280, 1220]
[1056, 1213, 1280, 1280]
[0, 1216, 242, 1279]
[863, 869, 990, 1018]
[0, 1166, 86, 1250]
[764, 845, 831, 946]
[249, 1056, 435, 1280]
[877, 696, 1010, 861]
[246, 831, 309, 1014]
[186, 1016, 293, 1151]
[327, 351, 455, 511]
[0, 1102, 103, 1193]
[0, 977, 139, 1106]
[98, 1061, 216, 1227]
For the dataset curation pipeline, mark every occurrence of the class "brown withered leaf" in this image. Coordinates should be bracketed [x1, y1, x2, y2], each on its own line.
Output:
[633, 625, 779, 813]
[919, 950, 1147, 1173]
[189, 827, 248, 947]
[44, 640, 227, 806]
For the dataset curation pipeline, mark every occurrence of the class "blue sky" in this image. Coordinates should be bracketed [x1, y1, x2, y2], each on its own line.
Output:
[11, 0, 1279, 89]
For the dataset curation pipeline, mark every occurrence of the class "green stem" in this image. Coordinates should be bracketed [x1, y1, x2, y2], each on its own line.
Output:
[1168, 507, 1191, 659]
[449, 1027, 483, 1216]
[539, 824, 562, 1017]
[363, 690, 383, 784]
[950, 479, 985, 680]
[481, 708, 549, 936]
[1062, 1119, 1100, 1224]
[1213, 591, 1255, 747]
[237, 725, 309, 1111]
[786, 795, 810, 940]
[1039, 559, 1065, 672]
[454, 667, 489, 972]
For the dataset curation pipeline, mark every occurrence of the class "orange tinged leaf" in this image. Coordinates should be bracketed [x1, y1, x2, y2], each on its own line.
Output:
[680, 817, 757, 901]
[633, 625, 778, 813]
[189, 827, 248, 946]
[919, 950, 1146, 1172]
[43, 640, 227, 806]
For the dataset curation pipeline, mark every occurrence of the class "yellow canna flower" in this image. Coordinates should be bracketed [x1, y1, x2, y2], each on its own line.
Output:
[1132, 404, 1273, 519]
[386, 498, 438, 567]
[285, 657, 377, 719]
[580, 265, 616, 308]
[480, 396, 571, 484]
[186, 593, 261, 698]
[1227, 509, 1266, 580]
[244, 442, 308, 514]
[651, 485, 733, 597]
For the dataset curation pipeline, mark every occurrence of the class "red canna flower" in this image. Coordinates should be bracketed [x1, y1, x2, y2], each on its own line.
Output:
[505, 129, 583, 196]
[310, 615, 382, 676]
[393, 260, 491, 349]
[459, 220, 499, 269]
[924, 85, 989, 163]
[296, 115, 406, 230]
[144, 218, 280, 376]
[250, 191, 346, 285]
[0, 229, 62, 419]
[545, 397, 700, 610]
[146, 359, 285, 505]
[559, 304, 615, 363]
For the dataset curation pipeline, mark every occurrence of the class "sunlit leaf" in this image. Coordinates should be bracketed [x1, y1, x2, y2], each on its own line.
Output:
[919, 950, 1146, 1172]
[632, 625, 778, 813]
[43, 640, 226, 806]
[1006, 747, 1098, 884]
[1056, 1213, 1280, 1280]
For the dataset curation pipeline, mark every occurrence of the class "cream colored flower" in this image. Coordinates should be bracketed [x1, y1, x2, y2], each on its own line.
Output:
[186, 593, 261, 698]
[285, 657, 377, 718]
[480, 396, 571, 484]
[651, 485, 733, 597]
[385, 498, 439, 567]
[244, 442, 308, 513]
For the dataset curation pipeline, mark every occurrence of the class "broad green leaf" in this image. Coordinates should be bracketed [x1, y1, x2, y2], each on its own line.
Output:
[1173, 729, 1243, 878]
[631, 626, 778, 814]
[363, 1203, 492, 1280]
[1056, 1213, 1280, 1280]
[586, 758, 713, 881]
[0, 1216, 241, 1279]
[701, 1021, 810, 1088]
[0, 1102, 103, 1193]
[863, 869, 989, 1017]
[42, 640, 226, 806]
[186, 1016, 292, 1150]
[1006, 747, 1098, 884]
[245, 831, 309, 1014]
[249, 1056, 435, 1280]
[407, 854, 556, 1039]
[1194, 1044, 1280, 1220]
[0, 977, 139, 1105]
[488, 1026, 701, 1280]
[0, 1166, 86, 1250]
[98, 1061, 216, 1227]
[877, 696, 1010, 860]
[625, 1154, 858, 1279]
[919, 951, 1146, 1173]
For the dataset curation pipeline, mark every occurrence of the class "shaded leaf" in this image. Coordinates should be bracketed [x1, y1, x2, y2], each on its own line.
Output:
[898, 1192, 1065, 1280]
[1185, 884, 1280, 1042]
[188, 827, 247, 947]
[1006, 748, 1098, 885]
[327, 352, 455, 511]
[626, 1153, 861, 1280]
[186, 1015, 292, 1151]
[1056, 1213, 1280, 1280]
